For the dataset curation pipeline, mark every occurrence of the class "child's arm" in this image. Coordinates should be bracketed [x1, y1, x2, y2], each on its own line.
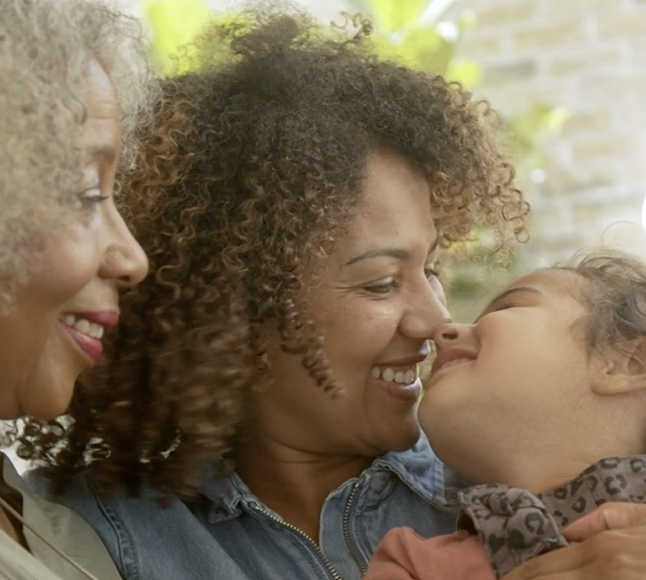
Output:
[364, 528, 497, 580]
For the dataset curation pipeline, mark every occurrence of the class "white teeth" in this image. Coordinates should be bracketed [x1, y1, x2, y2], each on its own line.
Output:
[74, 319, 91, 334]
[61, 314, 76, 326]
[59, 314, 105, 340]
[370, 366, 418, 385]
[88, 323, 104, 339]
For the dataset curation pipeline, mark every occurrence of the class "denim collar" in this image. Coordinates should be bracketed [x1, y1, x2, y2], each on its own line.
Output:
[374, 433, 465, 508]
[199, 433, 461, 523]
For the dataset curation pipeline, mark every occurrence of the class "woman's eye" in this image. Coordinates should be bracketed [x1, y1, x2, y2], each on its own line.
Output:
[424, 266, 440, 281]
[363, 278, 398, 295]
[77, 186, 107, 208]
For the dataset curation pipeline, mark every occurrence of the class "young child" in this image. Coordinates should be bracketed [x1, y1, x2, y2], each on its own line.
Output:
[365, 249, 646, 580]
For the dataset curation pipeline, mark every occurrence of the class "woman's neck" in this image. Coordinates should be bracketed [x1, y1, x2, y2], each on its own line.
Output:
[234, 436, 372, 544]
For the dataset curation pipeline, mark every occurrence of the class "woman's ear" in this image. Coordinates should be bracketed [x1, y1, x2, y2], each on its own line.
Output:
[593, 338, 646, 395]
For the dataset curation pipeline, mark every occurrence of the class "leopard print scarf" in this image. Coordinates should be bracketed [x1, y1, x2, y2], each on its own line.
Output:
[457, 455, 646, 578]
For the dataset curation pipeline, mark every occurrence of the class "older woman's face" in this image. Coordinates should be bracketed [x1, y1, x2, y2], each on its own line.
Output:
[0, 60, 148, 420]
[257, 150, 450, 456]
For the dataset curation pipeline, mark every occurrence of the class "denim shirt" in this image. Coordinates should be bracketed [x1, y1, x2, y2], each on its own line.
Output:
[26, 435, 463, 580]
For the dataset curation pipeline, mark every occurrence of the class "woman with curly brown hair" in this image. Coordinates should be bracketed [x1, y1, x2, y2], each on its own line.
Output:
[22, 7, 646, 580]
[0, 0, 150, 578]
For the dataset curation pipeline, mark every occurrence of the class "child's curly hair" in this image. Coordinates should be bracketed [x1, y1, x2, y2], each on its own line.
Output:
[0, 0, 155, 308]
[19, 7, 529, 497]
[559, 250, 646, 357]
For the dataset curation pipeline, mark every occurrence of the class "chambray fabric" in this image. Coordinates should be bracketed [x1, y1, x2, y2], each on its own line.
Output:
[26, 435, 462, 580]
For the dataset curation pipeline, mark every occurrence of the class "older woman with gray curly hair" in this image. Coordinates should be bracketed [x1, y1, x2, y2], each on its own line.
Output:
[0, 0, 150, 578]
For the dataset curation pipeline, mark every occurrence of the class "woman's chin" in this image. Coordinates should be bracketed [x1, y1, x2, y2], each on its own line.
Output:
[381, 420, 422, 452]
[18, 379, 75, 420]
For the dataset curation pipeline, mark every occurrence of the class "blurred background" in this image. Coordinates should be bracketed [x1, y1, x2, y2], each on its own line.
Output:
[117, 0, 646, 320]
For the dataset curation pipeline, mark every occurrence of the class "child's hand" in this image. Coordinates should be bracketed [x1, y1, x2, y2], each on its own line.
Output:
[564, 502, 646, 541]
[499, 503, 646, 579]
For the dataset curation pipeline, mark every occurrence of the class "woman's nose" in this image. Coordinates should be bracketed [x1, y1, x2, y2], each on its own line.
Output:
[400, 281, 451, 340]
[101, 212, 149, 287]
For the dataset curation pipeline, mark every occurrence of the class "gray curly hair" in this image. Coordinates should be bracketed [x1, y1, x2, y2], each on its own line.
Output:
[0, 0, 155, 308]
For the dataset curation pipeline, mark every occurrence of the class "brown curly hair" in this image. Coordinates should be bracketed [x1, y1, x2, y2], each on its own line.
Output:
[0, 0, 155, 309]
[19, 7, 528, 498]
[557, 250, 646, 356]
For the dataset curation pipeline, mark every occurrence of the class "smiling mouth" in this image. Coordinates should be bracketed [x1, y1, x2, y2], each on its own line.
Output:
[370, 365, 418, 385]
[58, 312, 117, 362]
[59, 314, 105, 339]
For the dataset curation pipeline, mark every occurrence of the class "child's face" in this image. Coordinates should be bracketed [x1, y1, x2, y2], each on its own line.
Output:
[418, 268, 611, 487]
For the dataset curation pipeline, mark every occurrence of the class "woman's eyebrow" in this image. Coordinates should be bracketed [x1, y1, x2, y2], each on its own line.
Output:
[87, 145, 117, 164]
[345, 236, 440, 267]
[344, 247, 410, 267]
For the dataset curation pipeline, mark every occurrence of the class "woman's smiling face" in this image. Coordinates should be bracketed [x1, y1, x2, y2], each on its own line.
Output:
[254, 150, 451, 457]
[0, 60, 148, 420]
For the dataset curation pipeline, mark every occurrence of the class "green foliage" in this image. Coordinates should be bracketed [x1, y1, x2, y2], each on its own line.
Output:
[345, 0, 482, 87]
[508, 103, 569, 176]
[366, 0, 430, 33]
[345, 0, 567, 176]
[144, 0, 211, 74]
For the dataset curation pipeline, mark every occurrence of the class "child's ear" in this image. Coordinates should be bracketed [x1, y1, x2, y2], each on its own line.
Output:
[593, 338, 646, 395]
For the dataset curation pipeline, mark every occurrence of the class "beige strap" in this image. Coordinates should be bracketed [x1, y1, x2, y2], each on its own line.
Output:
[0, 556, 22, 580]
[0, 494, 103, 580]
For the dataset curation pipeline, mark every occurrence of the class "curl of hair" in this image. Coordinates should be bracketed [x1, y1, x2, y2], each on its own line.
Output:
[0, 0, 156, 308]
[19, 7, 528, 497]
[557, 250, 646, 355]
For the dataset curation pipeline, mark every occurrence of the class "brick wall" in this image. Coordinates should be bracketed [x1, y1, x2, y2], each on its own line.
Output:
[455, 0, 646, 267]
